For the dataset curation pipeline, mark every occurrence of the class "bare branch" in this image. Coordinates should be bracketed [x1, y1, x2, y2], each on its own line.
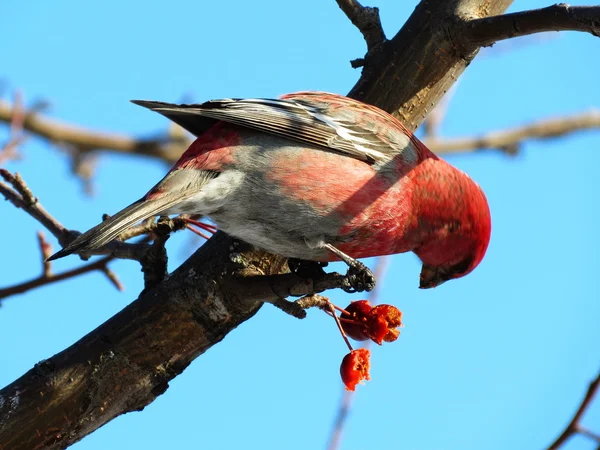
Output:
[0, 91, 26, 163]
[229, 269, 364, 305]
[0, 169, 70, 244]
[424, 110, 600, 155]
[547, 372, 600, 450]
[0, 169, 190, 297]
[0, 256, 119, 301]
[37, 231, 53, 277]
[577, 427, 600, 444]
[0, 168, 359, 302]
[461, 5, 600, 49]
[335, 0, 386, 51]
[0, 168, 152, 260]
[0, 232, 276, 450]
[16, 0, 599, 446]
[0, 228, 123, 302]
[0, 99, 188, 163]
[348, 0, 515, 130]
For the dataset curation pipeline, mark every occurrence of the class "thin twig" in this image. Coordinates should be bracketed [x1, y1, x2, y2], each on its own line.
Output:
[0, 91, 26, 163]
[327, 256, 390, 450]
[1, 169, 71, 243]
[0, 99, 188, 163]
[460, 5, 600, 50]
[100, 265, 125, 292]
[577, 426, 600, 444]
[546, 372, 600, 450]
[424, 110, 600, 155]
[0, 168, 150, 260]
[37, 231, 53, 277]
[0, 169, 194, 299]
[0, 256, 120, 301]
[335, 0, 386, 51]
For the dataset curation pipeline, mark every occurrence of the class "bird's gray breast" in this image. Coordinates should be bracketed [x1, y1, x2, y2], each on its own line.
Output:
[207, 136, 344, 259]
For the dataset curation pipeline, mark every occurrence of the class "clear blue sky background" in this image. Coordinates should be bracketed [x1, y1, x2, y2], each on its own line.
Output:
[1, 1, 599, 449]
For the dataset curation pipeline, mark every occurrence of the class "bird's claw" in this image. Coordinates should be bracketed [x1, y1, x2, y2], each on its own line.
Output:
[342, 260, 376, 293]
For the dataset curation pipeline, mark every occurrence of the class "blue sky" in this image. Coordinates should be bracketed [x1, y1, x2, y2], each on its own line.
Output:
[1, 1, 599, 449]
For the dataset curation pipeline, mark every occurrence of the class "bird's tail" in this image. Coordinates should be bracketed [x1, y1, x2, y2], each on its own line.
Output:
[47, 195, 183, 261]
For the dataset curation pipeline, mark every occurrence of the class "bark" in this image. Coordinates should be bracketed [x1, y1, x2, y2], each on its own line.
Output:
[349, 0, 513, 130]
[13, 0, 598, 448]
[0, 234, 286, 450]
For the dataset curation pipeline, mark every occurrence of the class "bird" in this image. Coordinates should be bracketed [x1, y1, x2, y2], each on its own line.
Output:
[48, 91, 491, 290]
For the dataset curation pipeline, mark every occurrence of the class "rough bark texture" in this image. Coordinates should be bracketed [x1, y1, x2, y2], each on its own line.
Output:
[0, 234, 288, 450]
[1, 1, 519, 448]
[350, 0, 513, 129]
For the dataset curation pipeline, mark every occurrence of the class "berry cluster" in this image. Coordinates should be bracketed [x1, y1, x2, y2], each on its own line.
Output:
[337, 300, 402, 391]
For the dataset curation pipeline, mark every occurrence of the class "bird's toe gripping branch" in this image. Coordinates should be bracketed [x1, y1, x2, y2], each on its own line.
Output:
[321, 243, 376, 293]
[343, 260, 376, 293]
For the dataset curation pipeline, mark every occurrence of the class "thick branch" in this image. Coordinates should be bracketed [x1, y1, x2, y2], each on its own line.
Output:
[461, 4, 600, 49]
[424, 110, 600, 155]
[0, 99, 187, 163]
[0, 234, 285, 450]
[18, 1, 600, 448]
[348, 0, 514, 129]
[335, 0, 385, 50]
[547, 372, 600, 450]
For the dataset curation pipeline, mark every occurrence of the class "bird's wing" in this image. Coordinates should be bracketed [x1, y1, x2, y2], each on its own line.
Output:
[132, 91, 424, 164]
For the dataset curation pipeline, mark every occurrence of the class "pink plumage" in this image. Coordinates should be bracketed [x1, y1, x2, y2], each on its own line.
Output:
[49, 92, 491, 289]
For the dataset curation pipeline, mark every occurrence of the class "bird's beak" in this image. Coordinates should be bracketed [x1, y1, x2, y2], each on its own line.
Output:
[419, 264, 446, 289]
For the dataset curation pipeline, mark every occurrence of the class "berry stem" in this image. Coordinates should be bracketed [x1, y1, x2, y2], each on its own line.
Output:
[327, 302, 354, 352]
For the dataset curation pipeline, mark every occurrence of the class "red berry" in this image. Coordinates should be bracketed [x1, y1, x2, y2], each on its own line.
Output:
[366, 304, 402, 344]
[340, 300, 372, 341]
[340, 348, 371, 391]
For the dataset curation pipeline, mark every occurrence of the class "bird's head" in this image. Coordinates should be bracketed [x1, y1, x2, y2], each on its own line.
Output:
[411, 161, 491, 289]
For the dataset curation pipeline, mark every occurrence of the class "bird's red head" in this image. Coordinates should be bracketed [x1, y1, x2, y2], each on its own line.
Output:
[411, 159, 492, 289]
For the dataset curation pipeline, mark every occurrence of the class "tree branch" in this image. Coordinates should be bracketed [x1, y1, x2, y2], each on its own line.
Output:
[461, 4, 600, 49]
[1, 1, 519, 446]
[0, 169, 152, 261]
[424, 110, 600, 155]
[0, 168, 358, 303]
[0, 255, 120, 301]
[0, 91, 26, 163]
[546, 372, 600, 450]
[0, 99, 188, 163]
[18, 0, 600, 448]
[348, 0, 515, 129]
[0, 230, 123, 302]
[0, 233, 277, 450]
[6, 104, 598, 162]
[335, 0, 386, 51]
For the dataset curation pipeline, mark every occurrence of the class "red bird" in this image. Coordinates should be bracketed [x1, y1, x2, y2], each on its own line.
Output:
[49, 92, 491, 289]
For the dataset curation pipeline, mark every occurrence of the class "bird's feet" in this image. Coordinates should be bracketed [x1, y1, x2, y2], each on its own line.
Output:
[320, 243, 376, 293]
[341, 259, 376, 293]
